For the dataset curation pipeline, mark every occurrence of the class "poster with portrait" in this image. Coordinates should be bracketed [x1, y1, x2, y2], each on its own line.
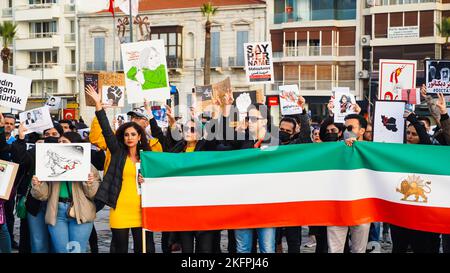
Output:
[45, 96, 62, 111]
[151, 106, 168, 128]
[19, 106, 53, 134]
[99, 72, 125, 107]
[35, 143, 91, 182]
[195, 85, 213, 113]
[84, 73, 99, 107]
[399, 88, 421, 105]
[425, 59, 450, 94]
[121, 40, 170, 103]
[333, 88, 356, 123]
[373, 100, 406, 144]
[0, 160, 19, 200]
[244, 42, 274, 84]
[279, 85, 302, 115]
[0, 72, 31, 111]
[78, 128, 90, 141]
[115, 114, 129, 130]
[379, 59, 417, 100]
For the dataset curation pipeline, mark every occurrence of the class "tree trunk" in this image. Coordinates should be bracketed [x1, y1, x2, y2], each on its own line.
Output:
[204, 20, 211, 85]
[1, 47, 10, 73]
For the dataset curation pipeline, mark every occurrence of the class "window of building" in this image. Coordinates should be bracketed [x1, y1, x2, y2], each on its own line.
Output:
[211, 32, 220, 67]
[31, 80, 58, 96]
[94, 37, 105, 70]
[29, 21, 57, 38]
[29, 50, 58, 67]
[236, 31, 248, 66]
[150, 26, 183, 67]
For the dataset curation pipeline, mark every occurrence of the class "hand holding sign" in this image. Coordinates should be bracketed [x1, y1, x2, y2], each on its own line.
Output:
[18, 122, 28, 140]
[85, 85, 102, 111]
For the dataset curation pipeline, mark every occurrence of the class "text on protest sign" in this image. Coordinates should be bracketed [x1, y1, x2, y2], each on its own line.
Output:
[0, 72, 31, 111]
[244, 42, 274, 84]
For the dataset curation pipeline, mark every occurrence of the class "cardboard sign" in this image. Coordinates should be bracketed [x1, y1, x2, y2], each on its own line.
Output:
[0, 72, 31, 111]
[279, 85, 302, 115]
[99, 72, 125, 107]
[425, 59, 450, 94]
[36, 143, 91, 182]
[373, 100, 406, 144]
[121, 40, 170, 103]
[244, 42, 274, 84]
[0, 160, 19, 200]
[379, 59, 417, 100]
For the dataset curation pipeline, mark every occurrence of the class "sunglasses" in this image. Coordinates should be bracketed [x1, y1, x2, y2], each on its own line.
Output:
[183, 126, 196, 133]
[246, 116, 265, 123]
[343, 125, 354, 132]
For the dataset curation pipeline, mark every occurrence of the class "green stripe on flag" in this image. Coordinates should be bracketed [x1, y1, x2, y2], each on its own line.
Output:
[140, 142, 450, 178]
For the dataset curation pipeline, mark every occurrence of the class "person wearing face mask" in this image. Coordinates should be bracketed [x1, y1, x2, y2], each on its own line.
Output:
[319, 118, 344, 142]
[0, 117, 64, 253]
[30, 132, 101, 253]
[86, 87, 155, 253]
[327, 114, 371, 253]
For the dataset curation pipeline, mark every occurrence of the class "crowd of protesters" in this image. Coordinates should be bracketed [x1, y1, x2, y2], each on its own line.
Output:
[0, 83, 449, 253]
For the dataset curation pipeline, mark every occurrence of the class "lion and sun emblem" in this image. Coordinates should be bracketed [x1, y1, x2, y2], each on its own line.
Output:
[396, 175, 431, 203]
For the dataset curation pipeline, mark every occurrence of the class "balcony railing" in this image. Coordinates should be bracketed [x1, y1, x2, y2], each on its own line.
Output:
[281, 46, 355, 58]
[274, 9, 356, 24]
[271, 80, 355, 91]
[201, 57, 222, 68]
[366, 0, 440, 8]
[64, 33, 75, 43]
[2, 8, 12, 17]
[228, 57, 245, 67]
[167, 56, 183, 69]
[65, 64, 76, 73]
[86, 62, 107, 71]
[17, 32, 56, 39]
[28, 63, 57, 69]
[16, 3, 53, 10]
[64, 4, 75, 13]
[112, 61, 124, 71]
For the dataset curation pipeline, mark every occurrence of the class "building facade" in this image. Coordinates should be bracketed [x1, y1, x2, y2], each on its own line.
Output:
[77, 0, 267, 124]
[1, 0, 78, 111]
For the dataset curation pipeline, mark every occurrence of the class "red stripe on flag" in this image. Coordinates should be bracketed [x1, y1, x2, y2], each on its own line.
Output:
[142, 198, 450, 234]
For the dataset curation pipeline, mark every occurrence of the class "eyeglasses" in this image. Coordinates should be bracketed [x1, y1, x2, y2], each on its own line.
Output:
[246, 116, 265, 123]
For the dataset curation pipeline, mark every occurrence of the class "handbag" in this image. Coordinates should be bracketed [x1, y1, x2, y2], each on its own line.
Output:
[16, 186, 31, 220]
[65, 182, 76, 219]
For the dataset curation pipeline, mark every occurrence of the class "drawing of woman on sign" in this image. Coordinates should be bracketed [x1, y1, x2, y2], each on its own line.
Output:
[46, 150, 81, 177]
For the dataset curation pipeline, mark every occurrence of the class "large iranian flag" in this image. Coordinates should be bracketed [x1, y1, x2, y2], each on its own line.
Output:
[140, 142, 450, 233]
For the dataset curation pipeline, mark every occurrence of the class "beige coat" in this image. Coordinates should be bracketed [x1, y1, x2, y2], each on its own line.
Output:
[31, 165, 101, 226]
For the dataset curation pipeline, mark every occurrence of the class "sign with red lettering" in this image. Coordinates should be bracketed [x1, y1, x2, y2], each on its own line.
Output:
[244, 42, 274, 84]
[379, 59, 416, 101]
[425, 59, 450, 94]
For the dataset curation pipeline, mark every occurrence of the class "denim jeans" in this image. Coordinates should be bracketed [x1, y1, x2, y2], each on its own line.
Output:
[47, 202, 93, 253]
[235, 228, 276, 253]
[369, 222, 381, 242]
[0, 224, 12, 253]
[27, 204, 50, 253]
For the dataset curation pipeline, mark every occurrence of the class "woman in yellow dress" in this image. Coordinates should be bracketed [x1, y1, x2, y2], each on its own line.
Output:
[86, 86, 152, 253]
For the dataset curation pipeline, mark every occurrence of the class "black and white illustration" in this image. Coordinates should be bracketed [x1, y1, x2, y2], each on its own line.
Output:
[36, 143, 91, 182]
[102, 85, 125, 107]
[19, 106, 53, 134]
[45, 96, 62, 111]
[373, 100, 406, 144]
[425, 60, 450, 94]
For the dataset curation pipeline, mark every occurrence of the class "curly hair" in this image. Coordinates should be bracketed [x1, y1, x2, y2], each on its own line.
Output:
[115, 122, 150, 158]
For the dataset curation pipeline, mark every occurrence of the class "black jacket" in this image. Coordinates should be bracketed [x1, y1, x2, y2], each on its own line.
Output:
[94, 109, 129, 209]
[407, 113, 432, 145]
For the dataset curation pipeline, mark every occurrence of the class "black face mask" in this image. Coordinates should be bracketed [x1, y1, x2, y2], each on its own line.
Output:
[279, 131, 292, 143]
[44, 137, 59, 143]
[323, 133, 339, 142]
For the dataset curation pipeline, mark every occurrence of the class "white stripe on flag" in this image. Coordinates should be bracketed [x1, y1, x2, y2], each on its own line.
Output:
[142, 169, 450, 208]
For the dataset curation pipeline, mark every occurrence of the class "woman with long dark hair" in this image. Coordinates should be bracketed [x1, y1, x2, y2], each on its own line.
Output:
[86, 86, 153, 253]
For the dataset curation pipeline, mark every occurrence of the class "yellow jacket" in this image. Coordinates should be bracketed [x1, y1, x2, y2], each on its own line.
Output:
[89, 117, 163, 173]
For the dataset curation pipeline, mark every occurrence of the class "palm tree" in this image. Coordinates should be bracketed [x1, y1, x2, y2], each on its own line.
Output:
[0, 21, 17, 73]
[201, 2, 218, 85]
[436, 17, 450, 59]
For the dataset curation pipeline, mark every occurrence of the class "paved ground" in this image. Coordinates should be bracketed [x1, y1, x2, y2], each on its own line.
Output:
[12, 207, 394, 253]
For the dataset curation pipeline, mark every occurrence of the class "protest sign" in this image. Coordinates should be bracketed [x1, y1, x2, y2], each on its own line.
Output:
[84, 73, 99, 106]
[399, 88, 420, 104]
[99, 72, 125, 107]
[0, 72, 31, 111]
[195, 85, 213, 113]
[244, 42, 274, 84]
[333, 87, 355, 123]
[19, 106, 53, 134]
[425, 59, 450, 94]
[279, 85, 302, 115]
[0, 160, 19, 200]
[151, 106, 168, 128]
[36, 143, 91, 182]
[45, 96, 62, 111]
[121, 40, 170, 103]
[78, 128, 90, 140]
[115, 113, 128, 130]
[373, 100, 406, 144]
[379, 59, 416, 100]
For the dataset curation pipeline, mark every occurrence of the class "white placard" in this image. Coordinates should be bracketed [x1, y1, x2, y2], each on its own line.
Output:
[78, 128, 91, 140]
[0, 72, 31, 111]
[379, 59, 417, 100]
[45, 96, 62, 111]
[115, 113, 129, 130]
[244, 41, 274, 84]
[36, 143, 91, 182]
[388, 26, 419, 39]
[121, 40, 170, 103]
[279, 85, 302, 115]
[19, 106, 53, 134]
[333, 88, 355, 123]
[425, 59, 450, 94]
[373, 101, 406, 144]
[0, 160, 19, 200]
